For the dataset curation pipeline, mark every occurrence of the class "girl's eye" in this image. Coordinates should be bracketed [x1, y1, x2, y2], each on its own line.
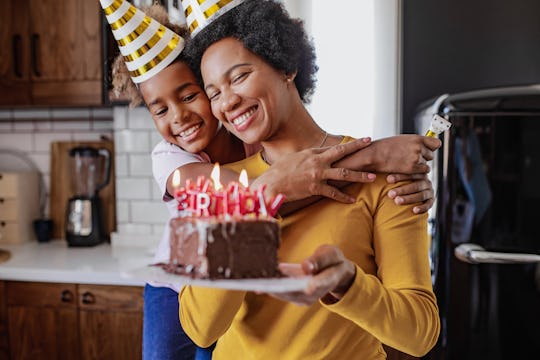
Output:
[182, 92, 197, 102]
[154, 107, 167, 116]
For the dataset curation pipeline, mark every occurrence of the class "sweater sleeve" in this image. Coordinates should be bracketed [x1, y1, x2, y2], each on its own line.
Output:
[179, 286, 246, 348]
[321, 182, 440, 357]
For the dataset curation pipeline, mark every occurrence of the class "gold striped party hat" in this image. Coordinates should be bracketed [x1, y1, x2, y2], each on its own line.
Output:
[100, 0, 185, 83]
[182, 0, 245, 36]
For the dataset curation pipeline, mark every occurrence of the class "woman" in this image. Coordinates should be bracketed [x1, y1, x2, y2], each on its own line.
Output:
[179, 0, 440, 358]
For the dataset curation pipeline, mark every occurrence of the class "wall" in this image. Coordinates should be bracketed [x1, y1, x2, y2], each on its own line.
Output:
[0, 108, 114, 217]
[111, 107, 166, 249]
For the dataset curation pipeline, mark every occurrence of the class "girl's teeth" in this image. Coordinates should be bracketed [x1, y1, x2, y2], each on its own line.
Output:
[180, 124, 201, 138]
[232, 109, 255, 126]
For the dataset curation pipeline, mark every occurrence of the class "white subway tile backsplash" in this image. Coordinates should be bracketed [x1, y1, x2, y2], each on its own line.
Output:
[51, 120, 92, 131]
[116, 178, 152, 200]
[115, 129, 150, 153]
[0, 121, 13, 131]
[72, 132, 112, 142]
[151, 181, 162, 200]
[92, 120, 114, 130]
[91, 107, 114, 120]
[34, 133, 73, 152]
[115, 154, 129, 176]
[127, 107, 154, 130]
[0, 133, 34, 152]
[150, 132, 162, 148]
[116, 200, 130, 223]
[131, 201, 169, 224]
[113, 107, 127, 130]
[0, 110, 13, 120]
[129, 153, 152, 176]
[117, 223, 153, 235]
[50, 108, 91, 119]
[34, 121, 53, 131]
[13, 121, 35, 131]
[13, 109, 51, 120]
[28, 153, 50, 174]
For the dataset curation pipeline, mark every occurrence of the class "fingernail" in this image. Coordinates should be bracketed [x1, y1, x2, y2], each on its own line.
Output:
[367, 173, 376, 180]
[387, 175, 395, 183]
[388, 190, 396, 198]
[361, 137, 371, 142]
[395, 196, 403, 204]
[413, 207, 420, 214]
[347, 196, 355, 203]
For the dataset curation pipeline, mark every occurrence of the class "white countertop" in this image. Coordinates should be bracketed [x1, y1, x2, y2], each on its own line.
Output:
[0, 240, 154, 286]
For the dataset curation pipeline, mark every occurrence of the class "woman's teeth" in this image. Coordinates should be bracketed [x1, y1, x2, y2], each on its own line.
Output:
[232, 108, 255, 126]
[179, 124, 201, 138]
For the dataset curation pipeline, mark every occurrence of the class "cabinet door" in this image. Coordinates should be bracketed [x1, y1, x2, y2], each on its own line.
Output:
[0, 281, 9, 360]
[28, 0, 102, 105]
[6, 282, 79, 360]
[78, 285, 143, 360]
[0, 0, 31, 105]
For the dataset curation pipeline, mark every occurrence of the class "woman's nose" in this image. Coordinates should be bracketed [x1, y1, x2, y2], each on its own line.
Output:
[220, 90, 241, 113]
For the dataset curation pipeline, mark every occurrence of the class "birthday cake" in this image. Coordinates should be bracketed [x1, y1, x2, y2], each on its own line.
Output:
[164, 165, 285, 280]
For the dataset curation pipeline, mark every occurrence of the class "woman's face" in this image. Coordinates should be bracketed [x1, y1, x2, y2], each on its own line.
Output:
[201, 37, 293, 145]
[140, 61, 219, 153]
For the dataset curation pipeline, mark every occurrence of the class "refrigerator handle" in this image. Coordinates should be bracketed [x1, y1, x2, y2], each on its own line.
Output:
[455, 243, 540, 264]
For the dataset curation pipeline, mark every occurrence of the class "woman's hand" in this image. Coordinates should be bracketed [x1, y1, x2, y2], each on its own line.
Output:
[269, 245, 356, 306]
[386, 174, 434, 214]
[253, 138, 376, 203]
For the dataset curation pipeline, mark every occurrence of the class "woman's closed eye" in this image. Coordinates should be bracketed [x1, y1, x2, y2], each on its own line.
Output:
[232, 71, 249, 84]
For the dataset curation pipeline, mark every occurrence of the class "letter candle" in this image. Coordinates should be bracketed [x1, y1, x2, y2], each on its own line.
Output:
[172, 164, 284, 218]
[425, 114, 452, 138]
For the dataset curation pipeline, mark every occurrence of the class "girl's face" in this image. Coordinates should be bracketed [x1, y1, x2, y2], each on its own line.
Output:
[140, 61, 219, 153]
[201, 37, 293, 145]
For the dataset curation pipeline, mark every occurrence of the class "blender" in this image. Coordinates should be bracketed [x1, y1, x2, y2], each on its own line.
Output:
[65, 146, 111, 247]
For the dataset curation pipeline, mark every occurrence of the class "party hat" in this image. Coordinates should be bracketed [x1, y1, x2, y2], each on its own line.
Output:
[182, 0, 245, 36]
[100, 0, 185, 83]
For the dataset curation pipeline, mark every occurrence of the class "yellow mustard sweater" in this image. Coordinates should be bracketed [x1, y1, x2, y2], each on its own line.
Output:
[179, 138, 440, 359]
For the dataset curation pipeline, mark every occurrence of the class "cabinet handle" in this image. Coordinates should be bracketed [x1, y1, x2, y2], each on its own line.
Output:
[31, 33, 41, 77]
[12, 35, 23, 78]
[81, 291, 96, 305]
[61, 289, 74, 303]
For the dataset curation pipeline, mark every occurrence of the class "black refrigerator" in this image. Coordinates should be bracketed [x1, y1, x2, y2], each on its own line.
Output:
[415, 85, 540, 360]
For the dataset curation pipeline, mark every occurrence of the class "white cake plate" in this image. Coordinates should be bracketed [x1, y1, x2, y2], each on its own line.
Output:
[122, 263, 311, 293]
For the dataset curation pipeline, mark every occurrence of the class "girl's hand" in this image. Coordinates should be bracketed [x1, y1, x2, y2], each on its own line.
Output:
[386, 173, 434, 214]
[253, 138, 376, 203]
[269, 245, 356, 306]
[370, 135, 441, 174]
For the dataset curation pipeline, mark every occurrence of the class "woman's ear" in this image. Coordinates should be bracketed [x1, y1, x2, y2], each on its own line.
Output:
[285, 71, 297, 82]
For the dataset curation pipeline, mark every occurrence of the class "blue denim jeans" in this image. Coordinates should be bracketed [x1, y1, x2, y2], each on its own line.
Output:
[143, 284, 214, 360]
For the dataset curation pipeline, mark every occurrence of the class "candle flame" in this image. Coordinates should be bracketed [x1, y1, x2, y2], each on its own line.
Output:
[239, 169, 249, 188]
[172, 169, 181, 188]
[211, 163, 222, 190]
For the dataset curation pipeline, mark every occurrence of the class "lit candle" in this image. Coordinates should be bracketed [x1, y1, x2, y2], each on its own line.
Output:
[210, 163, 228, 216]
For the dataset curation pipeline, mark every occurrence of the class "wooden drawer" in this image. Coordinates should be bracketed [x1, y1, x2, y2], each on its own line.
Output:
[6, 282, 78, 308]
[0, 222, 22, 244]
[78, 285, 143, 311]
[0, 198, 18, 221]
[0, 173, 18, 198]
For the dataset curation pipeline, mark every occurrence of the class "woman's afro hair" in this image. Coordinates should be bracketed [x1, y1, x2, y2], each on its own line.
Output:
[184, 0, 318, 103]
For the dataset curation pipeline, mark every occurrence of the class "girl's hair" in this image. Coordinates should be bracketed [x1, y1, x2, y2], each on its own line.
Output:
[184, 0, 318, 103]
[110, 4, 190, 107]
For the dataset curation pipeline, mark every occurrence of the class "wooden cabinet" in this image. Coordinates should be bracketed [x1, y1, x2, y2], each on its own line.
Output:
[3, 281, 143, 360]
[0, 0, 102, 107]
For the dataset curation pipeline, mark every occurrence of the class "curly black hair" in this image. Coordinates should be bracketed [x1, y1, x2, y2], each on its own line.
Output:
[184, 0, 318, 103]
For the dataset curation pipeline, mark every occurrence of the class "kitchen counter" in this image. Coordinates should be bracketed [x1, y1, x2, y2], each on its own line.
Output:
[0, 240, 153, 286]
